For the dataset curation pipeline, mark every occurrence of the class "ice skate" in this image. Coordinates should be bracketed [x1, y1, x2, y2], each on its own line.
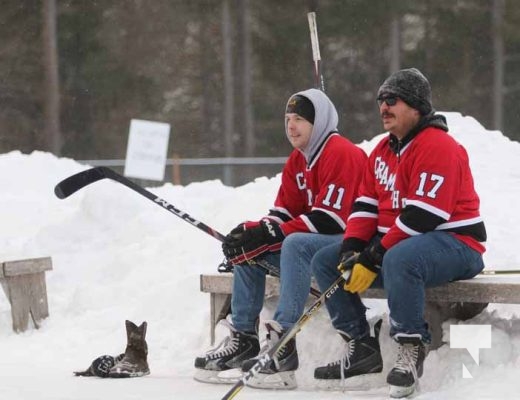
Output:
[108, 320, 150, 378]
[387, 333, 427, 398]
[314, 320, 383, 390]
[194, 319, 259, 384]
[241, 320, 298, 390]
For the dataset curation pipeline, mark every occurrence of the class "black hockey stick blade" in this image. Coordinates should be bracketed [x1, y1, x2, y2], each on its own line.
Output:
[55, 167, 107, 199]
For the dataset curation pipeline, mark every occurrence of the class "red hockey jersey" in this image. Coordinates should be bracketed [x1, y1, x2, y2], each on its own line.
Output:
[345, 118, 486, 254]
[268, 133, 367, 236]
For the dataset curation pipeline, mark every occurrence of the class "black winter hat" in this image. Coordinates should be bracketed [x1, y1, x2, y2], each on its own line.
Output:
[286, 95, 315, 124]
[377, 68, 433, 115]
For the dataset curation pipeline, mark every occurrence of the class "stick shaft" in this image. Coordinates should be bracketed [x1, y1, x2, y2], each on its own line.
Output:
[221, 272, 348, 399]
[55, 167, 321, 296]
[480, 269, 520, 275]
[307, 11, 324, 91]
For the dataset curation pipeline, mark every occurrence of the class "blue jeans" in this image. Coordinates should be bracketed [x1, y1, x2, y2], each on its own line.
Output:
[312, 231, 485, 343]
[231, 233, 344, 333]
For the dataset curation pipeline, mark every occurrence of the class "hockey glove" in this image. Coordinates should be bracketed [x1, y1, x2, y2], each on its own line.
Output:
[222, 219, 285, 265]
[343, 242, 385, 293]
[73, 353, 124, 378]
[336, 237, 367, 281]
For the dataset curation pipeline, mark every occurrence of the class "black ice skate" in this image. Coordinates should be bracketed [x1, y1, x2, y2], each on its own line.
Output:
[194, 319, 260, 384]
[314, 319, 383, 390]
[108, 320, 150, 378]
[241, 320, 299, 390]
[387, 333, 427, 398]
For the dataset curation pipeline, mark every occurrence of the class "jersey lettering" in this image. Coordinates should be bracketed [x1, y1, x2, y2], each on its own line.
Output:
[391, 190, 400, 209]
[375, 156, 396, 191]
[296, 172, 306, 190]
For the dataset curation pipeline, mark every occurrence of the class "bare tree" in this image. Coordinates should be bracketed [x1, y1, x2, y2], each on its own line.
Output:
[42, 0, 61, 155]
[492, 0, 504, 131]
[237, 0, 255, 156]
[222, 0, 234, 184]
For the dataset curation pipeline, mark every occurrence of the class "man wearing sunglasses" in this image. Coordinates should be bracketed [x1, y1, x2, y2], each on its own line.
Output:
[312, 68, 486, 398]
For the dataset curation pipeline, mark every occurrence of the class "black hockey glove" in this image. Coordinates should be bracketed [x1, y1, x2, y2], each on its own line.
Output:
[337, 237, 367, 272]
[73, 353, 124, 378]
[222, 219, 285, 265]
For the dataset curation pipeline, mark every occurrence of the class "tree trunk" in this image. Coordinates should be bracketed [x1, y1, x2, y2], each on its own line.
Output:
[237, 0, 254, 156]
[492, 0, 504, 131]
[222, 0, 234, 185]
[42, 0, 61, 155]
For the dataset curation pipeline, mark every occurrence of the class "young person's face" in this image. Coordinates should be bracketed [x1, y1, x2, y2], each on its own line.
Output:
[285, 113, 314, 150]
[378, 96, 421, 139]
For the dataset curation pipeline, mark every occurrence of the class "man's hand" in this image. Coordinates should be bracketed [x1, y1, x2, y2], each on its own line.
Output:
[222, 219, 285, 265]
[343, 243, 385, 293]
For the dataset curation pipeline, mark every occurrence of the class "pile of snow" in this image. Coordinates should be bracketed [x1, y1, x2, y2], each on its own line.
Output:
[0, 112, 519, 399]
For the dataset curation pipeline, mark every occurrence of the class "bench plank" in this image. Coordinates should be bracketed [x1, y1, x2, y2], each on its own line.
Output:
[3, 257, 53, 277]
[201, 273, 520, 304]
[200, 273, 520, 349]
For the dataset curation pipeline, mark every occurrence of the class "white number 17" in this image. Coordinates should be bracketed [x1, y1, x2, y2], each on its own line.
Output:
[415, 172, 444, 199]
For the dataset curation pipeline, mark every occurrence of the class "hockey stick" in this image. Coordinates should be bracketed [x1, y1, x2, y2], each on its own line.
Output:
[480, 269, 520, 275]
[221, 270, 350, 400]
[55, 166, 321, 296]
[307, 11, 325, 91]
[55, 166, 227, 241]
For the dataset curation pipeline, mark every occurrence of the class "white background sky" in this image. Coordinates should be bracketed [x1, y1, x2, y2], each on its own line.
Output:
[0, 112, 519, 399]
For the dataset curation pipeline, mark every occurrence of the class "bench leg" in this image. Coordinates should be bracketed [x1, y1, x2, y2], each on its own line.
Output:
[210, 293, 231, 345]
[424, 301, 488, 350]
[4, 272, 50, 333]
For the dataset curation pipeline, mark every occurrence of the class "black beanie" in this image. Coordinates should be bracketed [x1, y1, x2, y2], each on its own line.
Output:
[377, 68, 433, 115]
[286, 95, 315, 124]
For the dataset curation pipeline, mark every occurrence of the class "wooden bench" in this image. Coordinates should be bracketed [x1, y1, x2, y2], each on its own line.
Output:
[0, 257, 53, 332]
[200, 272, 520, 350]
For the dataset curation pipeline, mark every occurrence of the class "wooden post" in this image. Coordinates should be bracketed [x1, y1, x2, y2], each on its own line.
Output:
[171, 153, 181, 185]
[1, 257, 53, 332]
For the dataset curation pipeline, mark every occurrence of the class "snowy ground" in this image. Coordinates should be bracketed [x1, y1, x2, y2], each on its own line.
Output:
[0, 112, 519, 399]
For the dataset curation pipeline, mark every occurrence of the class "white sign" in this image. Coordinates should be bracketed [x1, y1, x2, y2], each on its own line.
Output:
[124, 119, 171, 181]
[450, 324, 492, 378]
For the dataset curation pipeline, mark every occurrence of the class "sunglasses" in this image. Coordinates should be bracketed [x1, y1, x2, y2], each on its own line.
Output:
[377, 96, 398, 107]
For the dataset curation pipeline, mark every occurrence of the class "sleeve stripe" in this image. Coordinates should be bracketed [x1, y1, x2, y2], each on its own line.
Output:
[266, 216, 285, 224]
[396, 217, 422, 236]
[269, 206, 294, 220]
[436, 216, 483, 230]
[357, 196, 378, 206]
[348, 211, 378, 220]
[406, 199, 450, 220]
[312, 207, 347, 230]
[377, 226, 390, 233]
[300, 215, 319, 233]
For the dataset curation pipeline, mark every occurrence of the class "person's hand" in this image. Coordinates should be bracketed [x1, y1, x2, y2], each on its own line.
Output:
[222, 219, 284, 265]
[337, 250, 357, 280]
[343, 243, 385, 293]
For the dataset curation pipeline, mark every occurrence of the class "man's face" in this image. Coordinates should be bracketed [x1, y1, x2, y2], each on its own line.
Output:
[285, 113, 313, 150]
[378, 96, 421, 139]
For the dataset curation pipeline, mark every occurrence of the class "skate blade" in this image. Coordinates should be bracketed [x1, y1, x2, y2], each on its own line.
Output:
[193, 368, 241, 384]
[108, 369, 150, 378]
[246, 371, 297, 390]
[389, 383, 416, 398]
[315, 373, 385, 391]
